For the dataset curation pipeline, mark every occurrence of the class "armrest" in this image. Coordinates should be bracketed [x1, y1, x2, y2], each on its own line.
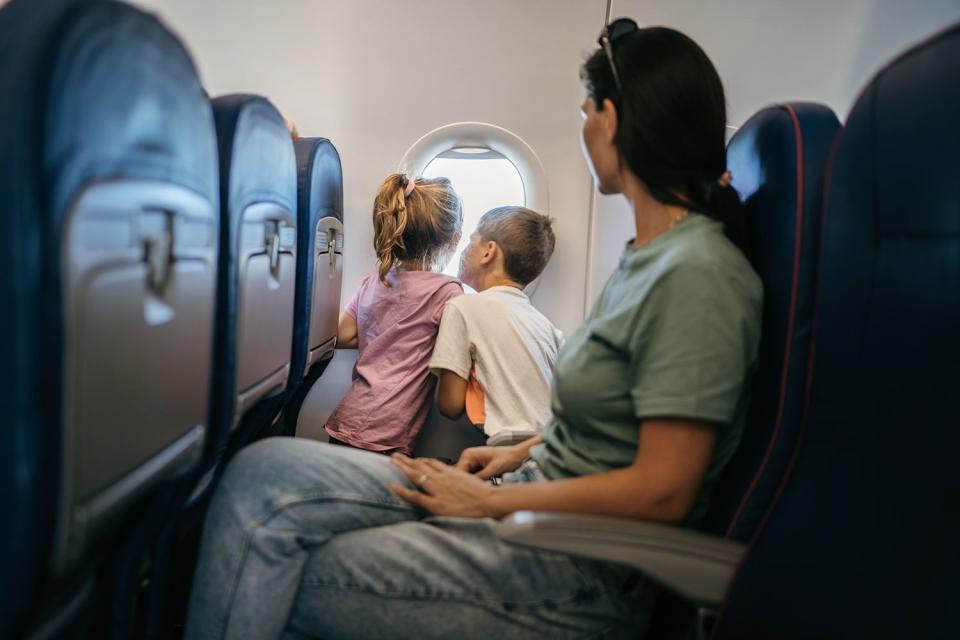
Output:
[495, 511, 745, 606]
[487, 429, 538, 447]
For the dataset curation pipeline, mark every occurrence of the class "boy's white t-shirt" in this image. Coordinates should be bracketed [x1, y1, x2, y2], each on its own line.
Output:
[429, 285, 563, 437]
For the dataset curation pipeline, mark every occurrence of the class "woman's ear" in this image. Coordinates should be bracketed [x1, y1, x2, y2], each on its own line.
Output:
[601, 97, 619, 145]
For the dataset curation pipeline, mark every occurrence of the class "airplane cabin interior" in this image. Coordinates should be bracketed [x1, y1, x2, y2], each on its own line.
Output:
[1, 0, 958, 638]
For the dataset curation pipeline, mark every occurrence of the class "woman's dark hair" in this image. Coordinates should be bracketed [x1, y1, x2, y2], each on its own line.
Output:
[581, 26, 747, 253]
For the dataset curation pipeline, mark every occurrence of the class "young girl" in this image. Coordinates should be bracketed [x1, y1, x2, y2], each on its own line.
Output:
[325, 174, 463, 455]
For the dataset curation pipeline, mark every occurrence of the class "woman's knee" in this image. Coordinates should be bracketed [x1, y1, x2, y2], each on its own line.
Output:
[213, 437, 402, 518]
[208, 438, 311, 524]
[218, 437, 330, 494]
[225, 436, 304, 476]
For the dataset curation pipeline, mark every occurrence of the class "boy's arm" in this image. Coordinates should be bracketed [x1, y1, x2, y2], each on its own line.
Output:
[429, 302, 472, 418]
[336, 312, 358, 349]
[436, 369, 468, 419]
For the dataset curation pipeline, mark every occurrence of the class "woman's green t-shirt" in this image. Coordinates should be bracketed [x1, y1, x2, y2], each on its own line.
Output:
[530, 213, 763, 525]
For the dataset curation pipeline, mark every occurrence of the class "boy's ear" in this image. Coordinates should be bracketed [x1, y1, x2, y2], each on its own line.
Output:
[478, 240, 498, 267]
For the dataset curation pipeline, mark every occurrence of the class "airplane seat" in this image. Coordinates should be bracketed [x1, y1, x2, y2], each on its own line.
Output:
[645, 102, 841, 638]
[713, 24, 960, 639]
[702, 102, 842, 541]
[207, 95, 297, 455]
[0, 0, 218, 635]
[281, 137, 344, 435]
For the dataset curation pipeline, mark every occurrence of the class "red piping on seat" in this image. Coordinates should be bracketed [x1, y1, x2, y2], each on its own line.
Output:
[723, 103, 805, 539]
[710, 129, 843, 640]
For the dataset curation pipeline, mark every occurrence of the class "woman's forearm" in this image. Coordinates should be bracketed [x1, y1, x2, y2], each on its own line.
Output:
[483, 420, 716, 523]
[399, 423, 714, 524]
[484, 464, 693, 524]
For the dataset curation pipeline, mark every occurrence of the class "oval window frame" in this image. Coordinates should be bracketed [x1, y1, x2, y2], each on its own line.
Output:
[398, 122, 550, 295]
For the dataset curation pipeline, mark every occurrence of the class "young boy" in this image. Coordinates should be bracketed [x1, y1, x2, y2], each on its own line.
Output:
[429, 206, 561, 441]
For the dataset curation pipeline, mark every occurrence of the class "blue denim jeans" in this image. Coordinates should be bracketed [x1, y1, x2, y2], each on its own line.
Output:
[185, 437, 651, 639]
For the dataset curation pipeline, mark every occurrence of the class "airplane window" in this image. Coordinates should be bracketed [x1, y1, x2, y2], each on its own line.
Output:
[422, 147, 525, 277]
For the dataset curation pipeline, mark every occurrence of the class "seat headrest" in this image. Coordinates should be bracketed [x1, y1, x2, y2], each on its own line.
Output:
[1, 0, 218, 222]
[728, 103, 840, 211]
[832, 24, 960, 237]
[811, 21, 960, 462]
[294, 138, 344, 223]
[211, 94, 297, 216]
[727, 102, 841, 309]
[48, 1, 217, 220]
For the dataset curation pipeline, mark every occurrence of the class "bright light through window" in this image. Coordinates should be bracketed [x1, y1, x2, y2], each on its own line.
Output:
[422, 148, 525, 277]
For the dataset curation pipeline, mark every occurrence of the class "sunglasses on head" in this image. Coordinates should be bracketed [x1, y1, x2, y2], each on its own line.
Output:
[598, 17, 639, 96]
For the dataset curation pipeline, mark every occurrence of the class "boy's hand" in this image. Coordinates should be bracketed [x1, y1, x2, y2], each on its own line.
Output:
[455, 444, 528, 480]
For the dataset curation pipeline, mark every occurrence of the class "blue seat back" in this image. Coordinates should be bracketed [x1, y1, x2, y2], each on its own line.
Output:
[715, 25, 960, 638]
[0, 0, 218, 634]
[290, 137, 344, 389]
[704, 103, 841, 541]
[209, 95, 297, 452]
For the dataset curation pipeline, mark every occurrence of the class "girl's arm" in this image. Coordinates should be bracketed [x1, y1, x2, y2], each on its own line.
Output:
[336, 313, 359, 349]
[391, 419, 717, 524]
[436, 370, 467, 419]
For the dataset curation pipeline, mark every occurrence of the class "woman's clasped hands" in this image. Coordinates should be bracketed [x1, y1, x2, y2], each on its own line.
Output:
[389, 443, 529, 518]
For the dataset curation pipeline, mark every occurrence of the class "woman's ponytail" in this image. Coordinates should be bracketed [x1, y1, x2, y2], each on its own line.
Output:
[648, 171, 750, 258]
[706, 181, 749, 258]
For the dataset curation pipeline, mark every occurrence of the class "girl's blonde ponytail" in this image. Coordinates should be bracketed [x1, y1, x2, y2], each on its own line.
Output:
[373, 175, 410, 284]
[371, 174, 461, 286]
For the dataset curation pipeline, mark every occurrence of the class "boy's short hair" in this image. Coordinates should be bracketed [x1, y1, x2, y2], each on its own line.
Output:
[475, 206, 556, 286]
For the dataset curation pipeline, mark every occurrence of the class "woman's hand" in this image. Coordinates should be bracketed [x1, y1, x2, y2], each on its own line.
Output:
[455, 442, 531, 480]
[389, 454, 497, 518]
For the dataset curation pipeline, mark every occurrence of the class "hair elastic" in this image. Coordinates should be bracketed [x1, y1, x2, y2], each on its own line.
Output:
[403, 176, 416, 197]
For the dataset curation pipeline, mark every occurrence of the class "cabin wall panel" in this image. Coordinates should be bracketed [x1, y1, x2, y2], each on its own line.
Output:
[134, 0, 608, 335]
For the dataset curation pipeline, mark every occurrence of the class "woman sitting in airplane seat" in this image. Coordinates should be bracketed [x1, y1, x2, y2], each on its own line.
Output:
[186, 21, 762, 640]
[324, 174, 464, 455]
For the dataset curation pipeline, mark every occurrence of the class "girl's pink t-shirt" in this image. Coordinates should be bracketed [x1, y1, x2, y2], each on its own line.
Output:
[325, 270, 463, 454]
